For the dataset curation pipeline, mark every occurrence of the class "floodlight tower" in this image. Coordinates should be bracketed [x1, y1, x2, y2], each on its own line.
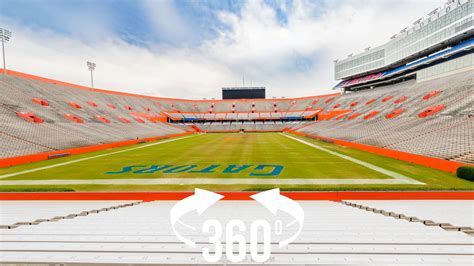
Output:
[87, 61, 96, 88]
[0, 27, 12, 75]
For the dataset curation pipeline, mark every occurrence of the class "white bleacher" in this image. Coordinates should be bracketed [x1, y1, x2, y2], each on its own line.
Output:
[163, 112, 183, 120]
[0, 200, 472, 264]
[350, 200, 474, 228]
[237, 112, 248, 119]
[0, 201, 138, 226]
[202, 113, 215, 120]
[284, 111, 304, 117]
[0, 132, 52, 158]
[295, 71, 473, 164]
[214, 113, 227, 119]
[248, 112, 259, 119]
[270, 112, 282, 118]
[259, 112, 272, 118]
[181, 113, 197, 119]
[301, 110, 319, 117]
[0, 75, 190, 159]
[234, 102, 252, 112]
[197, 121, 290, 132]
[225, 113, 238, 119]
[213, 101, 233, 112]
[2, 69, 471, 163]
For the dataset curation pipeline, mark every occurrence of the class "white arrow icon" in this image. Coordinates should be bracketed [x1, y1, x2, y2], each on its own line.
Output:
[170, 188, 224, 248]
[250, 188, 304, 248]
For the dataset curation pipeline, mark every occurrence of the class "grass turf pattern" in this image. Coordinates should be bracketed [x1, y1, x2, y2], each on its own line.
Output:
[0, 133, 472, 191]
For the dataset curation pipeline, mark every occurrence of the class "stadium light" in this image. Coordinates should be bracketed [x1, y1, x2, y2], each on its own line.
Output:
[0, 27, 12, 76]
[87, 61, 96, 88]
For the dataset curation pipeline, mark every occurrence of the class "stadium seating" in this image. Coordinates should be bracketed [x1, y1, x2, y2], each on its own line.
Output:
[2, 200, 472, 264]
[0, 75, 189, 159]
[0, 70, 472, 165]
[193, 120, 298, 132]
[0, 200, 140, 228]
[164, 110, 319, 122]
[293, 71, 473, 164]
[349, 200, 474, 228]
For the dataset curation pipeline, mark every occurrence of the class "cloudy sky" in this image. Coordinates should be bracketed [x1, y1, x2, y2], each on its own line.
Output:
[1, 0, 444, 99]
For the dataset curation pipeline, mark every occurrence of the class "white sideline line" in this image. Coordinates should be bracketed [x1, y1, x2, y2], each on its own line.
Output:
[280, 133, 424, 185]
[0, 133, 424, 186]
[0, 178, 424, 185]
[0, 135, 196, 179]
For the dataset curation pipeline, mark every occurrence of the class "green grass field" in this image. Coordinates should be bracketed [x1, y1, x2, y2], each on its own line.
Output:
[0, 133, 472, 191]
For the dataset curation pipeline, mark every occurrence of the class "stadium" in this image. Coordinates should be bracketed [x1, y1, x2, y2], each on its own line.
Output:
[0, 0, 473, 264]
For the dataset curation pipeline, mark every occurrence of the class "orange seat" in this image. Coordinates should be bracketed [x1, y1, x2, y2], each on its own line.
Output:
[418, 105, 445, 118]
[118, 117, 131, 123]
[365, 99, 376, 105]
[382, 96, 393, 102]
[64, 114, 84, 123]
[96, 115, 111, 123]
[422, 90, 441, 100]
[363, 111, 380, 120]
[87, 101, 98, 107]
[16, 112, 44, 123]
[348, 112, 361, 120]
[335, 114, 347, 120]
[385, 108, 405, 119]
[32, 98, 49, 106]
[394, 96, 408, 104]
[68, 102, 82, 109]
[325, 97, 334, 103]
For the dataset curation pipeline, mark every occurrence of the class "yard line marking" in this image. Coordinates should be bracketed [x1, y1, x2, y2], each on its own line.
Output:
[280, 133, 424, 185]
[0, 177, 424, 185]
[0, 135, 196, 179]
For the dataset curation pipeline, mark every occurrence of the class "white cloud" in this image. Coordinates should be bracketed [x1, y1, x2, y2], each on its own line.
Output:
[3, 0, 445, 99]
[204, 0, 446, 96]
[142, 0, 198, 45]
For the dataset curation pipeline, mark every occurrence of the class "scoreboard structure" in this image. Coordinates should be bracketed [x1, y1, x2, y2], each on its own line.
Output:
[222, 87, 266, 99]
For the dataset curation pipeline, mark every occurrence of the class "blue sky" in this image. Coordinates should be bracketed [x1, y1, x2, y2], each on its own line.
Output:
[0, 0, 444, 99]
[2, 0, 246, 46]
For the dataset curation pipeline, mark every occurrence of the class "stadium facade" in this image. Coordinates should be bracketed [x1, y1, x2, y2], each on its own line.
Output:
[334, 0, 473, 91]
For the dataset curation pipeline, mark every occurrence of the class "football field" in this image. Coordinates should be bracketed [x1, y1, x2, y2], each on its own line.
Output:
[0, 133, 472, 191]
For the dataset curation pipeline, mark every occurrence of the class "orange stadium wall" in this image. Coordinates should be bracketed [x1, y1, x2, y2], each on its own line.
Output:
[289, 131, 468, 173]
[0, 191, 472, 201]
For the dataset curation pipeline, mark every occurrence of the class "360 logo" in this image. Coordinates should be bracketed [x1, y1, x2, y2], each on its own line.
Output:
[169, 188, 304, 263]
